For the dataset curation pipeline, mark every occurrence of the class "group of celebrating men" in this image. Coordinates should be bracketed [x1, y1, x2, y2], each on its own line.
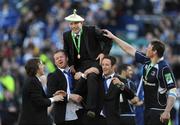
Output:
[18, 9, 177, 125]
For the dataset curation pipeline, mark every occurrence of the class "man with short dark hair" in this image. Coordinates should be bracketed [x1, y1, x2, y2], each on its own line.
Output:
[18, 58, 63, 125]
[103, 30, 177, 125]
[118, 64, 143, 125]
[100, 56, 140, 125]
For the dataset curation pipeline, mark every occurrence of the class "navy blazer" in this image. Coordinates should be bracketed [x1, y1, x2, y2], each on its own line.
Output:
[103, 74, 135, 125]
[47, 68, 76, 124]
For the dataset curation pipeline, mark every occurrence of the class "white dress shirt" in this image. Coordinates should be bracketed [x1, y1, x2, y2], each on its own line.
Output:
[59, 67, 82, 121]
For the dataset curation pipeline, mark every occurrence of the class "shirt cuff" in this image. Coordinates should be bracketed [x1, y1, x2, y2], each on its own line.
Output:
[49, 98, 54, 103]
[168, 88, 177, 98]
[67, 94, 70, 101]
[81, 73, 87, 79]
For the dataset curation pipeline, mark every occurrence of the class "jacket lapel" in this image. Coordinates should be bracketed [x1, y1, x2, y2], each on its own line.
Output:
[82, 27, 89, 53]
[56, 69, 67, 91]
[106, 74, 119, 96]
[34, 77, 47, 96]
[106, 82, 114, 96]
[68, 32, 74, 50]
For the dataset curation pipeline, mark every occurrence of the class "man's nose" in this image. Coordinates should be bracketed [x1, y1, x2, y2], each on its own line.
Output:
[71, 23, 76, 27]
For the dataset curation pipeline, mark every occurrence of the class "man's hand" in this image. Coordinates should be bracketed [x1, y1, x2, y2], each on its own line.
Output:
[52, 94, 64, 102]
[160, 110, 170, 123]
[74, 67, 100, 80]
[74, 72, 83, 80]
[130, 96, 139, 105]
[112, 77, 121, 84]
[112, 77, 125, 90]
[96, 53, 105, 64]
[135, 100, 144, 106]
[69, 94, 83, 103]
[84, 67, 100, 76]
[130, 96, 143, 106]
[70, 65, 76, 74]
[53, 90, 66, 97]
[102, 29, 116, 40]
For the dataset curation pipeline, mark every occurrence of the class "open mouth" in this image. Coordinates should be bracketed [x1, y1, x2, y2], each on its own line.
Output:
[59, 61, 63, 65]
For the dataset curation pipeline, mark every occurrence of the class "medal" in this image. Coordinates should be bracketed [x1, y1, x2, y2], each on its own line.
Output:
[77, 54, 80, 59]
[71, 30, 82, 60]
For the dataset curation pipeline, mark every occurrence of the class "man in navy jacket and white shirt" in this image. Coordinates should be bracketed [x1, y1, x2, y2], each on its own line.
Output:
[47, 50, 83, 125]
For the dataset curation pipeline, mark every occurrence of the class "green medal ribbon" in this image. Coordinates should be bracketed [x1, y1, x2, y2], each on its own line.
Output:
[71, 29, 82, 55]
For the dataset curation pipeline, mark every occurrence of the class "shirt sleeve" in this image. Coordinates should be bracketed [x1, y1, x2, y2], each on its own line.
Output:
[122, 86, 136, 100]
[160, 66, 176, 90]
[135, 51, 150, 64]
[128, 80, 137, 93]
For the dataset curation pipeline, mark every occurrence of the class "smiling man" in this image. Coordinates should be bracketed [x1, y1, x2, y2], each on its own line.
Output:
[103, 29, 177, 125]
[47, 50, 83, 125]
[99, 55, 140, 125]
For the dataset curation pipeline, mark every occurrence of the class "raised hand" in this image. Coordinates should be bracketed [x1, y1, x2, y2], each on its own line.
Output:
[102, 29, 116, 39]
[96, 53, 105, 64]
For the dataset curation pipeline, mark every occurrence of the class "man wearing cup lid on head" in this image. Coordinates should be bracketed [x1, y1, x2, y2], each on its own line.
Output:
[63, 9, 112, 119]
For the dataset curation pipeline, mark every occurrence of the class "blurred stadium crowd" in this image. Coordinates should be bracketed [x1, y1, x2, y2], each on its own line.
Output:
[0, 0, 180, 125]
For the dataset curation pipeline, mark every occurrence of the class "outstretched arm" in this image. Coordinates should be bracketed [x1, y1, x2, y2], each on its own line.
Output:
[103, 29, 137, 57]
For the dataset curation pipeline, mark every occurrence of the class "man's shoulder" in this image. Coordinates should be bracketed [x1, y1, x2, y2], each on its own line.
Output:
[63, 30, 71, 35]
[48, 69, 62, 77]
[158, 60, 169, 69]
[83, 25, 96, 31]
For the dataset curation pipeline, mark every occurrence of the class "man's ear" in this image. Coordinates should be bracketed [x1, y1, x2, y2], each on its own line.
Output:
[112, 65, 116, 71]
[153, 50, 157, 55]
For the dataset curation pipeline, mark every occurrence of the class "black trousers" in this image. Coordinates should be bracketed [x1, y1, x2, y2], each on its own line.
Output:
[119, 116, 136, 125]
[77, 110, 106, 125]
[144, 109, 168, 125]
[56, 119, 79, 125]
[75, 75, 101, 112]
[75, 60, 102, 112]
[86, 72, 100, 110]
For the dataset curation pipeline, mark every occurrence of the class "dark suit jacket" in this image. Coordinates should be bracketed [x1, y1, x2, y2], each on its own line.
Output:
[18, 76, 51, 125]
[47, 68, 75, 124]
[119, 77, 137, 114]
[103, 75, 135, 125]
[63, 26, 112, 69]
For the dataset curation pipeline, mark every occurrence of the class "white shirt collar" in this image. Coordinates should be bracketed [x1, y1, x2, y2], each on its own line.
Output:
[36, 75, 41, 82]
[103, 72, 115, 79]
[58, 67, 70, 73]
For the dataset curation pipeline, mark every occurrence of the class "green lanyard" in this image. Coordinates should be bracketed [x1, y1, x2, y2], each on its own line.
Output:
[145, 63, 155, 80]
[71, 29, 82, 55]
